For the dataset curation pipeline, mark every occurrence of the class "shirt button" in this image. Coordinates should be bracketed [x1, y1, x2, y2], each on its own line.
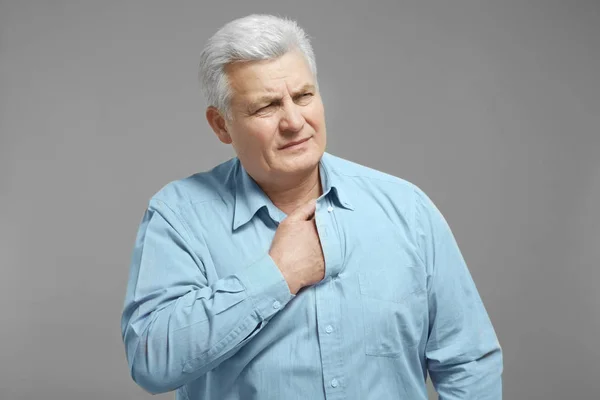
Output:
[325, 325, 333, 334]
[272, 301, 281, 310]
[331, 378, 339, 388]
[327, 206, 333, 212]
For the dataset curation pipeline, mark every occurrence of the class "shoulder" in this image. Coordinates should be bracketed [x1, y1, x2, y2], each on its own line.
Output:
[324, 152, 423, 205]
[147, 157, 237, 213]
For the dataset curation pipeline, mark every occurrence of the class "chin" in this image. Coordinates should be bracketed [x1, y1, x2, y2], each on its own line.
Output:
[276, 147, 322, 173]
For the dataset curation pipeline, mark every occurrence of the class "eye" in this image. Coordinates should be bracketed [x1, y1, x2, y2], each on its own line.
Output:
[295, 92, 313, 102]
[255, 103, 274, 114]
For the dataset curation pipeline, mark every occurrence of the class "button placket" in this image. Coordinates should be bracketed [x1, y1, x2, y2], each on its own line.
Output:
[314, 196, 346, 397]
[315, 197, 343, 280]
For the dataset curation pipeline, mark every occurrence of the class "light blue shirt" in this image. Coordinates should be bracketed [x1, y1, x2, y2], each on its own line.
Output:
[121, 151, 503, 399]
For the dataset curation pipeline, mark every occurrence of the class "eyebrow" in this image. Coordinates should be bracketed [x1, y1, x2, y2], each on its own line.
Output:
[249, 84, 316, 110]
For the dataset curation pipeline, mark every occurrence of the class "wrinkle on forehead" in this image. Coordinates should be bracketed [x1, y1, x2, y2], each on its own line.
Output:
[225, 50, 315, 107]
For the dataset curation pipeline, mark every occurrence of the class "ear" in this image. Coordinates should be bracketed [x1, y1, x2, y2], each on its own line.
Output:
[206, 106, 233, 144]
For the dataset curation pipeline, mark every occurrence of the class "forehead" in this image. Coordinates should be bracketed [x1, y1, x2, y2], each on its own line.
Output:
[225, 50, 315, 102]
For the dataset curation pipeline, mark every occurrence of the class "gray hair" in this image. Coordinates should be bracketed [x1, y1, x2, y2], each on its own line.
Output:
[198, 14, 318, 120]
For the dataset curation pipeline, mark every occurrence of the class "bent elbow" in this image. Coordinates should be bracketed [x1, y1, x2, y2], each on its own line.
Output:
[131, 368, 176, 394]
[124, 331, 184, 395]
[129, 353, 182, 395]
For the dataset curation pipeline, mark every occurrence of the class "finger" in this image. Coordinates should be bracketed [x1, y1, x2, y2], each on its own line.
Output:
[288, 198, 317, 221]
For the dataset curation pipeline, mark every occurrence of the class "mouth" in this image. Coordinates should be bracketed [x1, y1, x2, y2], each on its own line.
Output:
[280, 137, 311, 150]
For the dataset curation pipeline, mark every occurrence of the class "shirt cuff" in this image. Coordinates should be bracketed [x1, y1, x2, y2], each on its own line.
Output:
[236, 253, 295, 321]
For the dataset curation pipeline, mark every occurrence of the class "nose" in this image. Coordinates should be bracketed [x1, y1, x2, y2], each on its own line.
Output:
[279, 102, 305, 133]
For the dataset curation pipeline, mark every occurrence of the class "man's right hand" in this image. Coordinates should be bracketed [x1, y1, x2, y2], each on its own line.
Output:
[268, 198, 325, 295]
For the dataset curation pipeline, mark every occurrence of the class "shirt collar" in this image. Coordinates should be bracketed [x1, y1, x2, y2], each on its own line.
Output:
[232, 151, 354, 231]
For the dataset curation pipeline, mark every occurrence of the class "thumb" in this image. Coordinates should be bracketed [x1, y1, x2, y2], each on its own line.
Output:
[288, 198, 317, 222]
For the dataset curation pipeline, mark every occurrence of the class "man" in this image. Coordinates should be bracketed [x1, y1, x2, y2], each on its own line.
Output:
[121, 14, 503, 400]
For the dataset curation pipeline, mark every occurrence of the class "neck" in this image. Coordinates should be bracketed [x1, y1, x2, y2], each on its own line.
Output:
[258, 164, 323, 215]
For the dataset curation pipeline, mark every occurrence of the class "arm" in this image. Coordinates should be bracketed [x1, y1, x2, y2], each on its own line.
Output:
[414, 186, 503, 399]
[120, 198, 293, 394]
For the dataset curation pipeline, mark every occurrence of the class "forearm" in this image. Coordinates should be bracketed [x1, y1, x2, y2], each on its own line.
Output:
[425, 280, 503, 399]
[427, 313, 503, 399]
[122, 253, 292, 394]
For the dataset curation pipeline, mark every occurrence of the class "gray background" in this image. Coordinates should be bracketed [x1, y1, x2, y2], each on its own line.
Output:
[1, 0, 598, 399]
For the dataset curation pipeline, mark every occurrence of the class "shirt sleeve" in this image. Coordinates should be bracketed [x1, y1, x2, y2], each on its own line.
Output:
[414, 186, 503, 399]
[120, 198, 293, 394]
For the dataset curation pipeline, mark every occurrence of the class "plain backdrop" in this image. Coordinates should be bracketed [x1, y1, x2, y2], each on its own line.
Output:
[1, 1, 599, 399]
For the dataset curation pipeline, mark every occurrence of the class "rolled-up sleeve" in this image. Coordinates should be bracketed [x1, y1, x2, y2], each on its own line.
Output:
[120, 198, 293, 394]
[414, 186, 503, 399]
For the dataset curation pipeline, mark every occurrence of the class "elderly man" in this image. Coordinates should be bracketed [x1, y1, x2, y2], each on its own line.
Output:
[121, 14, 503, 400]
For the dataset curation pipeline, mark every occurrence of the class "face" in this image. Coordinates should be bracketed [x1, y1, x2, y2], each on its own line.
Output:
[207, 49, 327, 187]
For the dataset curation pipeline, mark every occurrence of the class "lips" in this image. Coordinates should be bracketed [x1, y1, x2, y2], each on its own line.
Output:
[280, 137, 311, 149]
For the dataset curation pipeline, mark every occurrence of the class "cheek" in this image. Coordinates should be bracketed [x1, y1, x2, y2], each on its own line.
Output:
[305, 104, 326, 129]
[238, 120, 278, 146]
